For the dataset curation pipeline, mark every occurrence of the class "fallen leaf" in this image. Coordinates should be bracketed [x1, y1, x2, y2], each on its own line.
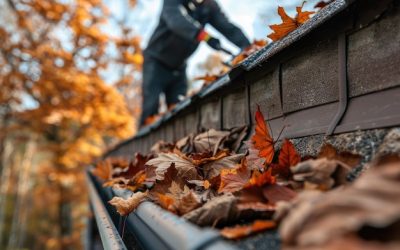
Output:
[218, 162, 251, 193]
[251, 105, 275, 165]
[108, 191, 148, 216]
[202, 153, 245, 179]
[183, 193, 238, 226]
[113, 153, 152, 179]
[280, 162, 400, 247]
[145, 153, 198, 181]
[291, 158, 351, 190]
[318, 144, 361, 168]
[268, 3, 315, 41]
[192, 129, 230, 155]
[276, 139, 301, 177]
[220, 220, 276, 239]
[175, 190, 202, 215]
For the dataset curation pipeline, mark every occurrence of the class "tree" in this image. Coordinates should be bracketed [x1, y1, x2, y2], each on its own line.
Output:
[0, 0, 142, 248]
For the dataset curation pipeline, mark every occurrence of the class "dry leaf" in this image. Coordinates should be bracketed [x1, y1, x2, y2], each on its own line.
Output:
[318, 144, 361, 168]
[268, 3, 315, 41]
[192, 129, 230, 155]
[220, 220, 276, 239]
[251, 105, 275, 165]
[291, 158, 351, 190]
[202, 154, 245, 179]
[108, 191, 148, 216]
[274, 139, 301, 178]
[145, 153, 198, 181]
[183, 193, 238, 227]
[280, 162, 400, 247]
[218, 162, 251, 193]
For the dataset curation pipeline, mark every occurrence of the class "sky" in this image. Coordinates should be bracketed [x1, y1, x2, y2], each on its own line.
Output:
[104, 0, 321, 81]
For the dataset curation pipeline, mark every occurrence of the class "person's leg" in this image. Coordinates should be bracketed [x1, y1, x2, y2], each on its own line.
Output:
[139, 57, 163, 126]
[165, 68, 188, 107]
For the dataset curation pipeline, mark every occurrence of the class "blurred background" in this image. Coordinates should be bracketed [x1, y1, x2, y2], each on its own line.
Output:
[0, 0, 320, 249]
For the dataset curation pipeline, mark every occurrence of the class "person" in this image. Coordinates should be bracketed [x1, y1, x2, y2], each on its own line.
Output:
[140, 0, 251, 125]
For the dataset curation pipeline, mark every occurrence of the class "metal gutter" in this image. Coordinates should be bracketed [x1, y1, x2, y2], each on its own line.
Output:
[87, 174, 127, 250]
[112, 189, 239, 250]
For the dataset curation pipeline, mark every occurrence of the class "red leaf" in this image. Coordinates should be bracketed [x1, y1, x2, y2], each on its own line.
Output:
[251, 105, 274, 165]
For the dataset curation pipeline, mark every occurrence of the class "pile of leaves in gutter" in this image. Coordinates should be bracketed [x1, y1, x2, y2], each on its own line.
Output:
[93, 106, 400, 249]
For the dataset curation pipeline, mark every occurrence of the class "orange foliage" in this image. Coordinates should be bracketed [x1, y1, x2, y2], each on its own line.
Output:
[251, 105, 275, 165]
[268, 2, 315, 41]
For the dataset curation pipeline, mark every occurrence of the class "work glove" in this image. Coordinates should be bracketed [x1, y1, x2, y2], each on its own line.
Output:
[197, 29, 222, 51]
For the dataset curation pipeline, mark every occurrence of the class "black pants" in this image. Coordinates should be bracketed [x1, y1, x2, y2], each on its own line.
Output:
[140, 55, 187, 125]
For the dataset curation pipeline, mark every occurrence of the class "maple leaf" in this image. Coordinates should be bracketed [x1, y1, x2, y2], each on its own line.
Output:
[220, 220, 276, 239]
[145, 153, 198, 181]
[272, 139, 301, 178]
[251, 105, 275, 165]
[108, 191, 148, 216]
[218, 163, 251, 193]
[268, 2, 315, 41]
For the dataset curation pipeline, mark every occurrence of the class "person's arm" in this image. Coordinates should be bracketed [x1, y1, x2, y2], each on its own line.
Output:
[207, 0, 251, 49]
[161, 0, 202, 41]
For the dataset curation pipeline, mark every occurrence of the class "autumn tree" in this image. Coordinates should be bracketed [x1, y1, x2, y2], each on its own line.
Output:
[0, 0, 142, 249]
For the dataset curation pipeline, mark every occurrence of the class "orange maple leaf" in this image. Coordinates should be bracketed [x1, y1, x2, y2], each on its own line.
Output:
[251, 105, 275, 165]
[276, 139, 301, 176]
[279, 139, 300, 168]
[268, 2, 315, 41]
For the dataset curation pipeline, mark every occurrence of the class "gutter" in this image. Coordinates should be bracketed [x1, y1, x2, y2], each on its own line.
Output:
[87, 174, 127, 250]
[112, 188, 239, 250]
[88, 173, 238, 250]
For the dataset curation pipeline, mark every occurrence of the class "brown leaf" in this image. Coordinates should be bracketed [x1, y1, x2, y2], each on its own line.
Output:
[220, 220, 276, 239]
[318, 144, 361, 168]
[280, 162, 400, 247]
[183, 193, 238, 227]
[145, 153, 198, 181]
[291, 158, 351, 190]
[202, 153, 245, 179]
[218, 162, 251, 193]
[108, 191, 148, 216]
[113, 153, 152, 179]
[175, 190, 202, 215]
[192, 129, 230, 155]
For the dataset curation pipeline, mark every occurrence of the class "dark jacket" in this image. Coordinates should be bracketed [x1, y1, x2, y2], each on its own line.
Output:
[144, 0, 250, 69]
